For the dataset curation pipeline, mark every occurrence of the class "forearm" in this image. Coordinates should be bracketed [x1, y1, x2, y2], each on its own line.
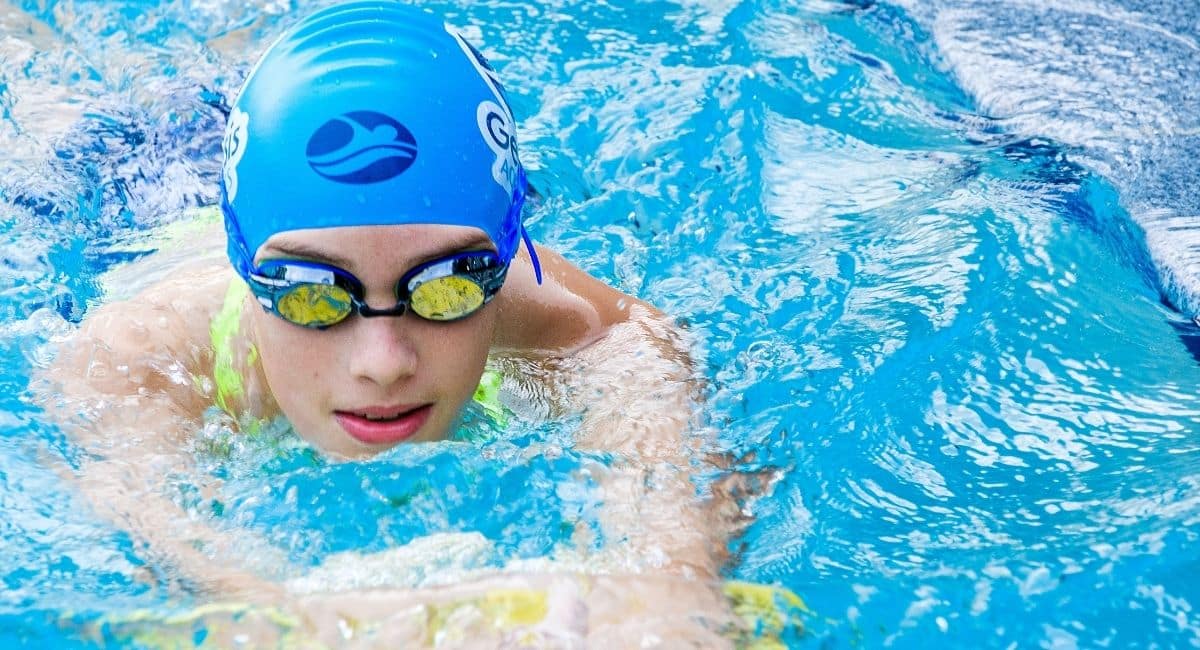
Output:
[76, 453, 288, 600]
[82, 570, 738, 648]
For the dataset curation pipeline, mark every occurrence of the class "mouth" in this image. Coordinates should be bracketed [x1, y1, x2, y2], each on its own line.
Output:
[334, 404, 433, 445]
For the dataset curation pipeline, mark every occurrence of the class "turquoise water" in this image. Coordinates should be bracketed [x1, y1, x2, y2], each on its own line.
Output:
[2, 0, 1199, 647]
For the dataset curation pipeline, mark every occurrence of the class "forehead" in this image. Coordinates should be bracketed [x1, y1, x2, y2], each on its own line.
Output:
[255, 224, 495, 271]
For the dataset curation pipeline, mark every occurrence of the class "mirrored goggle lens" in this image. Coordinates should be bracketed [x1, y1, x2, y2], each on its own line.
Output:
[409, 275, 486, 321]
[276, 283, 355, 327]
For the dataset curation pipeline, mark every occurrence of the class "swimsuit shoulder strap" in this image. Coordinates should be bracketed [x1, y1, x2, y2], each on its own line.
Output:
[473, 367, 507, 425]
[210, 278, 257, 418]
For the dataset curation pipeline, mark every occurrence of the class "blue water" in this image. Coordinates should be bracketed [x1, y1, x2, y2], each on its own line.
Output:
[2, 0, 1199, 647]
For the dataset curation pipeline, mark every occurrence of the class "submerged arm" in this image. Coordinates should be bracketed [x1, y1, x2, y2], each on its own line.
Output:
[564, 311, 722, 577]
[38, 264, 285, 600]
[495, 245, 728, 580]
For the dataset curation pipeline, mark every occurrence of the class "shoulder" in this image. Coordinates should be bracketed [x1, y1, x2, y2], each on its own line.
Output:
[89, 261, 233, 351]
[50, 262, 235, 415]
[491, 243, 660, 354]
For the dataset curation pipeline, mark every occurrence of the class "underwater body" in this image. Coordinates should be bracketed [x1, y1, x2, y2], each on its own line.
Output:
[1, 0, 1199, 647]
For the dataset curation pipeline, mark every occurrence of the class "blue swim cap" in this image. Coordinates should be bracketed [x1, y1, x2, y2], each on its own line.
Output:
[220, 1, 540, 281]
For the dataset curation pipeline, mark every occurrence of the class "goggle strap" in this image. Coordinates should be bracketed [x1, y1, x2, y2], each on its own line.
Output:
[521, 224, 543, 285]
[221, 187, 255, 281]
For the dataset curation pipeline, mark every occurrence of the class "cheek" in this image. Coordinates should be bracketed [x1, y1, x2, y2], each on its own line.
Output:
[421, 313, 496, 387]
[455, 311, 498, 361]
[252, 312, 332, 396]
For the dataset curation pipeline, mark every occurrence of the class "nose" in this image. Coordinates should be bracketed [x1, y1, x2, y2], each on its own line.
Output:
[345, 313, 419, 388]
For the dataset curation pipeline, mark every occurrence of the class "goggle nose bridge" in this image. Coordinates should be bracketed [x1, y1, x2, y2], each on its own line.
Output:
[355, 299, 409, 319]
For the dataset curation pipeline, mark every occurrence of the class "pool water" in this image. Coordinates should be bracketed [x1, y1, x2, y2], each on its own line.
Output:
[2, 0, 1199, 647]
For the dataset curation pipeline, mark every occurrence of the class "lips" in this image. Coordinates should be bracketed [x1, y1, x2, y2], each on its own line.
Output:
[334, 404, 433, 445]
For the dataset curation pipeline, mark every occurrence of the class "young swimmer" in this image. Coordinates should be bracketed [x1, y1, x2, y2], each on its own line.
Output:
[43, 1, 778, 644]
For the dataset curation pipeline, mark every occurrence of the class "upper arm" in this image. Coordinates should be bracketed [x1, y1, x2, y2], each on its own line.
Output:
[491, 243, 660, 353]
[37, 264, 293, 597]
[492, 245, 720, 578]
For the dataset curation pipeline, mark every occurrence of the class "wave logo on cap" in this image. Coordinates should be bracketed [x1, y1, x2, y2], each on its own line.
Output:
[306, 111, 418, 184]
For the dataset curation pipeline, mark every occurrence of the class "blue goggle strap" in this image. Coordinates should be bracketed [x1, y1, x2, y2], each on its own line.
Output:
[221, 179, 255, 282]
[507, 165, 542, 285]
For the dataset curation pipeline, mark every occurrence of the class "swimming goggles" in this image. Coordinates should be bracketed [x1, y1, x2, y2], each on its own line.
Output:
[245, 251, 509, 328]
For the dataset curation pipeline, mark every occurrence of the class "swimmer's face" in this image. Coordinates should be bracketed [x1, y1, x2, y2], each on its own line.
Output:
[249, 224, 500, 458]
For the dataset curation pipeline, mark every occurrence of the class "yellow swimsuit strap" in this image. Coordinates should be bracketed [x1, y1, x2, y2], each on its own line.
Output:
[210, 279, 257, 419]
[209, 279, 507, 424]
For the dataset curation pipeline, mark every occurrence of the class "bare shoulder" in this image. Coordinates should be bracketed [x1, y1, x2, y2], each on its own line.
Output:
[47, 261, 235, 419]
[492, 243, 662, 354]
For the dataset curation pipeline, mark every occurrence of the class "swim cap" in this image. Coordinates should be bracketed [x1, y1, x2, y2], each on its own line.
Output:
[220, 1, 540, 281]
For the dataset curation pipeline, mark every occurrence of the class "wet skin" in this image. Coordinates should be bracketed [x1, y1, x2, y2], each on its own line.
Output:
[249, 224, 500, 458]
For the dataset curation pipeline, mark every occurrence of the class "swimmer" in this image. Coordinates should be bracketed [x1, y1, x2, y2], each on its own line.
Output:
[42, 1, 750, 643]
